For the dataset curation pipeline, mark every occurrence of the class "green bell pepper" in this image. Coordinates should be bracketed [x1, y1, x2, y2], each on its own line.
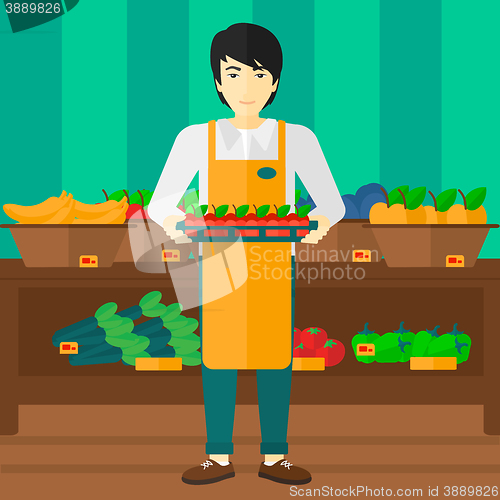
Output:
[374, 333, 403, 363]
[412, 330, 433, 357]
[352, 323, 379, 364]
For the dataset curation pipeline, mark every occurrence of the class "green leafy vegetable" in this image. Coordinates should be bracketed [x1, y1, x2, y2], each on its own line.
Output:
[179, 350, 201, 366]
[215, 205, 229, 218]
[184, 191, 199, 209]
[295, 189, 301, 204]
[160, 303, 183, 323]
[465, 187, 486, 211]
[406, 187, 426, 210]
[95, 302, 118, 322]
[236, 205, 250, 218]
[256, 205, 270, 218]
[142, 303, 168, 318]
[139, 291, 162, 310]
[297, 205, 311, 218]
[436, 189, 457, 212]
[277, 204, 291, 218]
[168, 333, 200, 355]
[122, 336, 150, 356]
[388, 186, 409, 206]
[169, 318, 199, 338]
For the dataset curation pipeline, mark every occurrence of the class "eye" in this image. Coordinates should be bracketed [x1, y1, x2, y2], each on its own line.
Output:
[255, 74, 267, 79]
[227, 74, 239, 79]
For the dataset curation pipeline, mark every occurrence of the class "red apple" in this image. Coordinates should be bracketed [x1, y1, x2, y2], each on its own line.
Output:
[126, 204, 146, 219]
[278, 219, 290, 237]
[301, 327, 328, 351]
[293, 328, 302, 349]
[293, 343, 315, 358]
[286, 213, 299, 222]
[316, 339, 345, 367]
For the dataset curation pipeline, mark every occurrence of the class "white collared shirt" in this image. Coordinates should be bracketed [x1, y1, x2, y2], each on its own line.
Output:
[148, 118, 345, 227]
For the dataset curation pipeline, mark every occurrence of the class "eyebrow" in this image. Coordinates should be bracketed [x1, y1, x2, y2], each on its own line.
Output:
[253, 66, 266, 71]
[225, 66, 241, 71]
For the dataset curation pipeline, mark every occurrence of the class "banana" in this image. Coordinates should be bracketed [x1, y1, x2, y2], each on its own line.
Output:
[4, 190, 70, 224]
[73, 196, 126, 220]
[43, 199, 76, 224]
[73, 201, 128, 224]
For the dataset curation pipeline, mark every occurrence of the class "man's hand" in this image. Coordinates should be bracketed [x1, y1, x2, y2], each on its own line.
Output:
[300, 215, 330, 244]
[163, 214, 192, 244]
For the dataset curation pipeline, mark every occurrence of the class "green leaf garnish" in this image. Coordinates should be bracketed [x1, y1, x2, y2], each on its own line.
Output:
[215, 205, 229, 218]
[256, 205, 270, 218]
[388, 185, 409, 206]
[277, 204, 290, 218]
[436, 188, 457, 212]
[236, 204, 250, 218]
[199, 204, 209, 216]
[465, 187, 486, 211]
[406, 187, 426, 210]
[297, 204, 311, 218]
[295, 189, 301, 204]
[323, 339, 336, 348]
[186, 204, 195, 215]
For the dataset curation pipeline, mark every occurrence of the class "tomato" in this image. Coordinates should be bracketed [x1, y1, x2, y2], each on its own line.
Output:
[316, 339, 345, 367]
[293, 342, 315, 358]
[293, 328, 302, 349]
[301, 327, 328, 350]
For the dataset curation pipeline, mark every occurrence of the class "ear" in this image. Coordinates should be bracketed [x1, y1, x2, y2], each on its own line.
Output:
[272, 78, 279, 92]
[215, 79, 223, 93]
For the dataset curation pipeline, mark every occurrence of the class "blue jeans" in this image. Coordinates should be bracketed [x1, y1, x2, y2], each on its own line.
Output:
[200, 257, 295, 456]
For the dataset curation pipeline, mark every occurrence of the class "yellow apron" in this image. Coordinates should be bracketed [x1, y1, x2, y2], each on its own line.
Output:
[201, 119, 292, 370]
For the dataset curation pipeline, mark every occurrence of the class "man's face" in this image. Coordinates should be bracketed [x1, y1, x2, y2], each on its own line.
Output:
[216, 56, 278, 116]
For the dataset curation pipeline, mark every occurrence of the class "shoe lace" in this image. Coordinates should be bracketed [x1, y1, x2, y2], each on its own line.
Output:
[281, 460, 293, 470]
[201, 460, 213, 470]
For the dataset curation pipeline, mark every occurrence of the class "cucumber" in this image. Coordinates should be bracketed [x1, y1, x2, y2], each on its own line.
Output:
[116, 305, 143, 321]
[105, 318, 134, 336]
[148, 345, 175, 357]
[132, 317, 164, 336]
[142, 303, 168, 318]
[122, 336, 150, 356]
[160, 303, 182, 323]
[71, 342, 116, 359]
[139, 291, 162, 310]
[122, 351, 151, 366]
[69, 348, 122, 366]
[145, 333, 172, 352]
[169, 318, 198, 338]
[94, 302, 118, 322]
[105, 334, 139, 348]
[52, 317, 98, 346]
[76, 330, 106, 346]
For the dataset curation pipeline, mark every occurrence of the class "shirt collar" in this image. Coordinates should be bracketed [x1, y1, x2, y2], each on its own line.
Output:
[217, 118, 277, 152]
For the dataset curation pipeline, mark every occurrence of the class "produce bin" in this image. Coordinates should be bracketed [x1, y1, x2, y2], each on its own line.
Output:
[295, 219, 382, 263]
[115, 219, 197, 264]
[0, 224, 129, 268]
[364, 224, 499, 267]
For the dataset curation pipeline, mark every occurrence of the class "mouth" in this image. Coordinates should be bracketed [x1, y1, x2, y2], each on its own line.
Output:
[239, 101, 255, 105]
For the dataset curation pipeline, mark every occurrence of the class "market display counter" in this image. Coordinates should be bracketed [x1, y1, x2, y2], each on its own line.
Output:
[1, 259, 499, 436]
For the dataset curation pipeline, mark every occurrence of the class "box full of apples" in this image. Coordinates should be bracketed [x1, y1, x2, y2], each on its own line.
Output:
[365, 186, 498, 267]
[177, 203, 317, 242]
[296, 183, 384, 263]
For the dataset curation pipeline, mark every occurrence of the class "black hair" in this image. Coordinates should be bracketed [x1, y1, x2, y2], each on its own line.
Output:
[210, 23, 283, 110]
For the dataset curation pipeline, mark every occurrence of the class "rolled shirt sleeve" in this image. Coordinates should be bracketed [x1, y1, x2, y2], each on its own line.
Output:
[288, 124, 345, 227]
[148, 124, 207, 227]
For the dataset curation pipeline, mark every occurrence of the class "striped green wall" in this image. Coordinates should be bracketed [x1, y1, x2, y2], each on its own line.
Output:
[1, 1, 499, 257]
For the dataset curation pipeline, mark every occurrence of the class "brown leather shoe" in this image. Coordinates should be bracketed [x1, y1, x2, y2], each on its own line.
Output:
[258, 459, 312, 485]
[182, 460, 235, 485]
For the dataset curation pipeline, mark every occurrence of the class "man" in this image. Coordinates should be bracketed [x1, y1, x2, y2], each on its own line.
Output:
[148, 23, 345, 486]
